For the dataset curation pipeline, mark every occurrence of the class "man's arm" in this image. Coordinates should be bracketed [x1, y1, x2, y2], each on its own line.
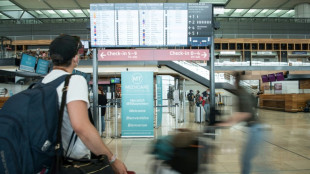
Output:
[67, 100, 127, 174]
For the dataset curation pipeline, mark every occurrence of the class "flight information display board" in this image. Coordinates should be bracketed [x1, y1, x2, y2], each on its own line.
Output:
[188, 3, 213, 46]
[90, 3, 212, 47]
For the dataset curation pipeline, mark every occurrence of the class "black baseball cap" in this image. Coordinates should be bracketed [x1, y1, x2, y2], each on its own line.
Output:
[49, 34, 81, 66]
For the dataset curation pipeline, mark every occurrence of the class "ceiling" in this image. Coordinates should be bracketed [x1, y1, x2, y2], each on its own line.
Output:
[0, 0, 309, 20]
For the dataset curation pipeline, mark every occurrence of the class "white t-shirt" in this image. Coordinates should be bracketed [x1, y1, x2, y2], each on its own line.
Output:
[42, 70, 90, 159]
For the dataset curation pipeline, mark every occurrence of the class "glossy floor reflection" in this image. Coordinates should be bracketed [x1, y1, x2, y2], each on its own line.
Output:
[101, 106, 310, 174]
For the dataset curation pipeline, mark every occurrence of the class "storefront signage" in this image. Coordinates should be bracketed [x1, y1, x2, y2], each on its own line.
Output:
[121, 72, 154, 137]
[98, 49, 209, 61]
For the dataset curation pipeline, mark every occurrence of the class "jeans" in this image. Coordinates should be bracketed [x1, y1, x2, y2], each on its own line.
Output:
[203, 104, 210, 121]
[101, 116, 105, 132]
[241, 124, 265, 174]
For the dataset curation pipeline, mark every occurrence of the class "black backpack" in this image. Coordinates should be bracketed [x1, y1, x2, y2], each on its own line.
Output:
[187, 93, 193, 101]
[0, 75, 71, 174]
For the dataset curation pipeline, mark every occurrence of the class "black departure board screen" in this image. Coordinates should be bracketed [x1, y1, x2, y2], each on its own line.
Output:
[90, 3, 212, 47]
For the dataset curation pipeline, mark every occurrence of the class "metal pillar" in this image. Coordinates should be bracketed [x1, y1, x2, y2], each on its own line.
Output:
[92, 48, 99, 130]
[183, 79, 186, 123]
[210, 9, 215, 109]
[114, 101, 118, 138]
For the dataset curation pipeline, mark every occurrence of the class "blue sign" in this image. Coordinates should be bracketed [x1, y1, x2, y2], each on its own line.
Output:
[36, 59, 50, 75]
[156, 76, 163, 128]
[121, 72, 154, 137]
[20, 54, 36, 72]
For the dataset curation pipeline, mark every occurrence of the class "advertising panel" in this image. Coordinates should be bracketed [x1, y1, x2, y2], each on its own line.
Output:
[121, 72, 154, 137]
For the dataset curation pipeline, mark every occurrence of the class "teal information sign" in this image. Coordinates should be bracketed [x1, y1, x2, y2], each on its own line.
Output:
[156, 76, 163, 128]
[121, 72, 154, 137]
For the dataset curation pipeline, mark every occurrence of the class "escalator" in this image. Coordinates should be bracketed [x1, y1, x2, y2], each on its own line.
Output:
[159, 61, 237, 94]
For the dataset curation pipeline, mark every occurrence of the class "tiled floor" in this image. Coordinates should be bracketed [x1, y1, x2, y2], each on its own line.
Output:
[102, 105, 310, 174]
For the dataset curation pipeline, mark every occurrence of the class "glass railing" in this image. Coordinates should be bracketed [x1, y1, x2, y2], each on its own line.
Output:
[173, 61, 210, 80]
[215, 61, 250, 66]
[215, 61, 310, 66]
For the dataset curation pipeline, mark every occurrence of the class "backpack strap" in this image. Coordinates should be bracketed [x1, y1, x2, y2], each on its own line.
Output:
[28, 75, 68, 89]
[54, 74, 73, 172]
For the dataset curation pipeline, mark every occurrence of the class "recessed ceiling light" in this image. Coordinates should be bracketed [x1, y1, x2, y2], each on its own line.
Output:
[248, 9, 257, 13]
[274, 10, 282, 13]
[36, 10, 43, 14]
[48, 10, 56, 14]
[287, 10, 294, 13]
[235, 9, 244, 13]
[73, 10, 83, 14]
[60, 10, 69, 14]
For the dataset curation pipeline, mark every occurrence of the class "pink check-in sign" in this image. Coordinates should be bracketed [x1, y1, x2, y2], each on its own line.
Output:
[98, 49, 209, 61]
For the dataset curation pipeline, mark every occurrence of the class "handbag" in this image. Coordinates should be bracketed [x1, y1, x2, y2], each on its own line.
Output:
[49, 75, 114, 174]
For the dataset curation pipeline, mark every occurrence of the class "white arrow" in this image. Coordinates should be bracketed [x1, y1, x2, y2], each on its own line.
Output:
[202, 52, 207, 58]
[100, 52, 106, 58]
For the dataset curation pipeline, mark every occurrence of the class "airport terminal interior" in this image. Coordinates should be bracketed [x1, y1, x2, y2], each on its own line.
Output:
[0, 0, 310, 174]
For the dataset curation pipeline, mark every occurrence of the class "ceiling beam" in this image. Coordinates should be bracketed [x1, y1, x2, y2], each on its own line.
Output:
[72, 0, 87, 17]
[225, 0, 232, 6]
[19, 10, 25, 19]
[67, 10, 76, 18]
[227, 9, 236, 17]
[249, 0, 261, 8]
[41, 0, 63, 18]
[0, 5, 20, 11]
[266, 10, 276, 17]
[38, 10, 50, 18]
[8, 0, 40, 20]
[82, 9, 89, 17]
[241, 0, 261, 17]
[241, 9, 250, 17]
[40, 10, 52, 18]
[254, 9, 263, 17]
[277, 0, 291, 9]
[0, 11, 14, 19]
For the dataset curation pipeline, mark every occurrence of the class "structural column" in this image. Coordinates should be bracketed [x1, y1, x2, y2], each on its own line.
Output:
[295, 3, 310, 18]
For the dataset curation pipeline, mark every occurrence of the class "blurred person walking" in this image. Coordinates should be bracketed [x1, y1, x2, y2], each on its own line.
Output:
[217, 72, 265, 174]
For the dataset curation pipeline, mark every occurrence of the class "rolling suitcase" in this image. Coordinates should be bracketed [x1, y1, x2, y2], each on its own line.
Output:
[195, 106, 205, 123]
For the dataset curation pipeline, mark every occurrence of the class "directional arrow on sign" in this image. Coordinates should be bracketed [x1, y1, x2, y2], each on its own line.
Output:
[100, 52, 106, 58]
[202, 52, 207, 58]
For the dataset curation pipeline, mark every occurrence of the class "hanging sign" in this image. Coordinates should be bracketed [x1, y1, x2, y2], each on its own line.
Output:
[98, 49, 209, 61]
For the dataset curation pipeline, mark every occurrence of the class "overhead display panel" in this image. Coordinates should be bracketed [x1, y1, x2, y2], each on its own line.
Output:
[164, 3, 188, 46]
[139, 3, 164, 46]
[115, 4, 139, 47]
[90, 3, 212, 47]
[188, 3, 213, 47]
[90, 4, 116, 47]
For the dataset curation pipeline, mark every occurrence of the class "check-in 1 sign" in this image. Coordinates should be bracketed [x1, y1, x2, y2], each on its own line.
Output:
[98, 49, 209, 61]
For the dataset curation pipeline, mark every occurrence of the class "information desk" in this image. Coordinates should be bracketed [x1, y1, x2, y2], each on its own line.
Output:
[0, 97, 9, 108]
[259, 94, 310, 112]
